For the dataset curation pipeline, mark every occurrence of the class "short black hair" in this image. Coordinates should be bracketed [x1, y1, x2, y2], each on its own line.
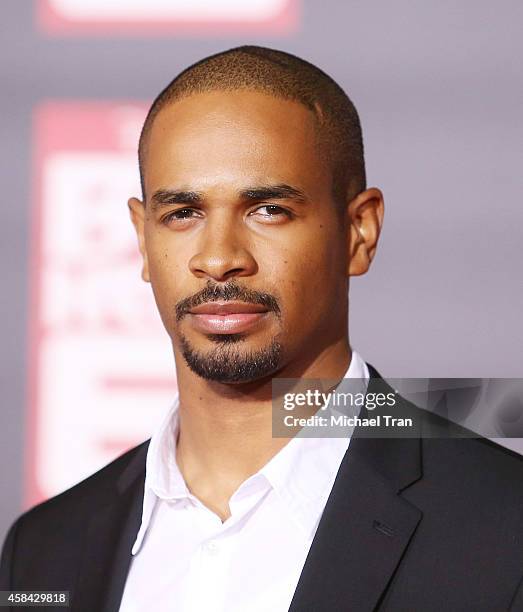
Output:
[138, 45, 366, 204]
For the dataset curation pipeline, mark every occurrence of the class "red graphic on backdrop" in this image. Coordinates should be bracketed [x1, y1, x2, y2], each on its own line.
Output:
[38, 0, 298, 36]
[27, 102, 177, 508]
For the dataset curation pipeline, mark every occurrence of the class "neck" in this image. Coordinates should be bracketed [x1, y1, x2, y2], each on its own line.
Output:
[174, 336, 351, 520]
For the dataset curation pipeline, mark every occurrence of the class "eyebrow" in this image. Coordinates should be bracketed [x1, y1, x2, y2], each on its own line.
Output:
[149, 183, 308, 211]
[239, 184, 308, 204]
[150, 189, 203, 211]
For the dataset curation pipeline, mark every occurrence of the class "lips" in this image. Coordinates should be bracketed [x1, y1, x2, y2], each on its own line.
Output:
[189, 301, 268, 315]
[188, 301, 270, 334]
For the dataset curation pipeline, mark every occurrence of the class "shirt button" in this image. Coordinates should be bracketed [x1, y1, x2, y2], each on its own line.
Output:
[205, 540, 219, 555]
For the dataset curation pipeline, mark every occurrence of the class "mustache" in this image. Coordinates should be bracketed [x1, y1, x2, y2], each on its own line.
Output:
[175, 280, 281, 322]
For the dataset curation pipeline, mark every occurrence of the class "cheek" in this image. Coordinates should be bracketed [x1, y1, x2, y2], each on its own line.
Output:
[268, 232, 346, 322]
[146, 228, 184, 283]
[145, 241, 187, 317]
[148, 246, 173, 286]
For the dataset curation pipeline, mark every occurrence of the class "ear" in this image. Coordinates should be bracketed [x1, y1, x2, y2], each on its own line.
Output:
[346, 188, 384, 276]
[128, 197, 150, 282]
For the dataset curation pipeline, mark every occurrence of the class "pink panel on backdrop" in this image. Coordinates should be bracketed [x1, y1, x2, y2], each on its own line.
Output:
[27, 102, 177, 508]
[37, 0, 298, 35]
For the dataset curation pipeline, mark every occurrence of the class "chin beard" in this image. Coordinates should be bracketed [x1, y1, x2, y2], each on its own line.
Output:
[179, 334, 283, 383]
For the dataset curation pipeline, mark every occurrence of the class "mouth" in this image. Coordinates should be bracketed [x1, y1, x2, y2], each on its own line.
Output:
[187, 301, 270, 334]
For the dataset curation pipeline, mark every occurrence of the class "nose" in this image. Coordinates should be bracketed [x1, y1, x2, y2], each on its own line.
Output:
[188, 214, 258, 282]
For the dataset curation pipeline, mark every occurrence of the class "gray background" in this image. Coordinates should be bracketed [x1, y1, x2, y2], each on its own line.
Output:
[1, 0, 522, 541]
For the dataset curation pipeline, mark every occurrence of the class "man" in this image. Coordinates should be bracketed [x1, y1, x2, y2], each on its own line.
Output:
[1, 46, 523, 611]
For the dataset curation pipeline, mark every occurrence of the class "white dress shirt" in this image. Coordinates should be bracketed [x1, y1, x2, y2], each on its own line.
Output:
[119, 351, 369, 612]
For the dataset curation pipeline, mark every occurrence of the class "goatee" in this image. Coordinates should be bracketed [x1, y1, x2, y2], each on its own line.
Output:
[179, 334, 283, 383]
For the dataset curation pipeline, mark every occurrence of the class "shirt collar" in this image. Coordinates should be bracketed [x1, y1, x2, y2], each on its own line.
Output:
[132, 350, 369, 554]
[258, 350, 369, 537]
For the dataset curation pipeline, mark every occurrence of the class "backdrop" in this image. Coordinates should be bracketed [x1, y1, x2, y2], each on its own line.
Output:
[1, 0, 522, 542]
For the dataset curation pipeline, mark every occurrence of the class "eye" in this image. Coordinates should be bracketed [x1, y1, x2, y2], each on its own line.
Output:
[250, 204, 294, 222]
[162, 208, 202, 225]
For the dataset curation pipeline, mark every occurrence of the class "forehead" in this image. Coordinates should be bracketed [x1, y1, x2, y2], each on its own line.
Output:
[143, 90, 331, 197]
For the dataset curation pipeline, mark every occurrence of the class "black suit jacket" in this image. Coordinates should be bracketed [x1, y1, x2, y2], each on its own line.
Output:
[2, 367, 523, 611]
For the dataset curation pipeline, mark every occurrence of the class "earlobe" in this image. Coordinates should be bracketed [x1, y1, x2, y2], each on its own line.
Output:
[346, 188, 384, 277]
[128, 197, 150, 283]
[140, 255, 151, 283]
[347, 224, 370, 276]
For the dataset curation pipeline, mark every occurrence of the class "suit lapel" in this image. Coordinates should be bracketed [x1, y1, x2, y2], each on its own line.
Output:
[289, 370, 424, 612]
[72, 443, 148, 612]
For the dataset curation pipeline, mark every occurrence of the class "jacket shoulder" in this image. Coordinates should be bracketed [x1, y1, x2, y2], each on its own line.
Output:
[1, 441, 149, 590]
[13, 440, 148, 531]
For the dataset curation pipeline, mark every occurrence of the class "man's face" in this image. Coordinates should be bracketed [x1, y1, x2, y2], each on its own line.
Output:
[131, 90, 359, 383]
